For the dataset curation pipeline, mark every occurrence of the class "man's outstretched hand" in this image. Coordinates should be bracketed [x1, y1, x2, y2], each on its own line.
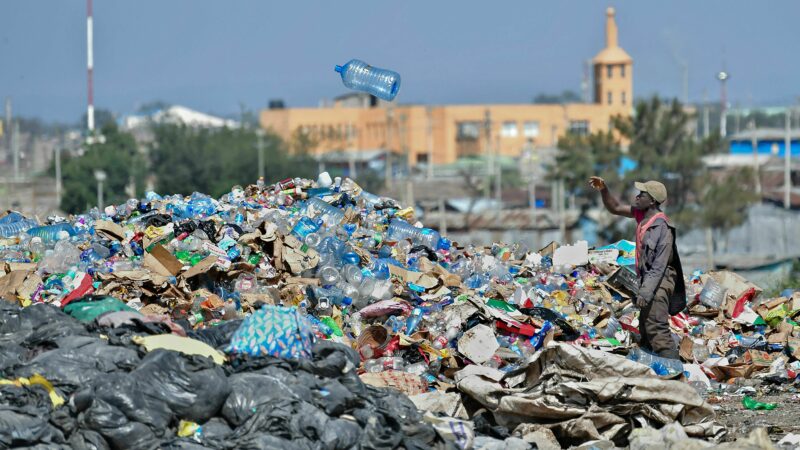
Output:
[589, 176, 606, 191]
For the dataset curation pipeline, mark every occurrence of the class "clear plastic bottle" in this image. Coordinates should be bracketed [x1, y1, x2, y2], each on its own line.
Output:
[628, 347, 683, 376]
[305, 197, 345, 227]
[387, 219, 441, 250]
[28, 237, 46, 262]
[364, 356, 404, 373]
[334, 59, 401, 102]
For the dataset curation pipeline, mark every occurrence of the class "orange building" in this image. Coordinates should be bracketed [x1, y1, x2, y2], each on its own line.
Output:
[260, 8, 632, 166]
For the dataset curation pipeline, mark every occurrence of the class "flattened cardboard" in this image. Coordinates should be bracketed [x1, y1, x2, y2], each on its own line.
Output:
[181, 255, 218, 279]
[0, 270, 33, 302]
[3, 262, 38, 273]
[679, 336, 694, 362]
[281, 234, 320, 274]
[145, 244, 183, 277]
[94, 220, 126, 241]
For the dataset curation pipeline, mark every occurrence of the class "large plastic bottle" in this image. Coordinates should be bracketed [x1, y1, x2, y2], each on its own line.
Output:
[305, 197, 345, 227]
[334, 59, 401, 102]
[387, 219, 441, 250]
[628, 347, 683, 376]
[0, 212, 38, 238]
[27, 223, 76, 242]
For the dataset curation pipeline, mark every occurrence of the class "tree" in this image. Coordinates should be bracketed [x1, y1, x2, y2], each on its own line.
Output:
[288, 127, 318, 155]
[551, 130, 622, 202]
[149, 124, 318, 198]
[615, 96, 721, 226]
[698, 168, 759, 252]
[59, 123, 146, 214]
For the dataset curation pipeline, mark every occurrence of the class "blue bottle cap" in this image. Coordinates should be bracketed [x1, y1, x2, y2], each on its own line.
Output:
[342, 297, 353, 306]
[334, 65, 344, 73]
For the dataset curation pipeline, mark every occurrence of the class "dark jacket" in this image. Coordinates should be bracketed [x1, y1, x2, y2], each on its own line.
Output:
[637, 217, 687, 315]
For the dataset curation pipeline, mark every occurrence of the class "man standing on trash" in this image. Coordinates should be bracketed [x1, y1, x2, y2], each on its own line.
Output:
[589, 177, 685, 359]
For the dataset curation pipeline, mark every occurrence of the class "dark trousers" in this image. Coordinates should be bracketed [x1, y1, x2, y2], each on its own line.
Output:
[639, 273, 679, 359]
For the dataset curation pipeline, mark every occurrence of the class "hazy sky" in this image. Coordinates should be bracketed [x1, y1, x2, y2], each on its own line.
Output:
[2, 1, 798, 122]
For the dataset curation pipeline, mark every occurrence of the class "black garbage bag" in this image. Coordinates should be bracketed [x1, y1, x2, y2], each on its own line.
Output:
[15, 337, 140, 395]
[302, 340, 359, 378]
[187, 319, 243, 349]
[313, 378, 361, 416]
[286, 401, 362, 450]
[10, 445, 73, 450]
[222, 368, 316, 427]
[0, 407, 66, 448]
[144, 213, 172, 228]
[84, 372, 173, 433]
[79, 397, 160, 450]
[132, 350, 230, 423]
[355, 385, 440, 450]
[159, 440, 216, 450]
[67, 429, 111, 450]
[0, 303, 89, 350]
[229, 433, 313, 450]
[0, 342, 26, 374]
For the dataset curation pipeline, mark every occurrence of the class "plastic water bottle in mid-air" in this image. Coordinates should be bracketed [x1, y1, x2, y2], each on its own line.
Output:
[334, 59, 401, 101]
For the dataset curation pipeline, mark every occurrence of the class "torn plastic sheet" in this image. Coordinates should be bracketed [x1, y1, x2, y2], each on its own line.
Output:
[456, 342, 725, 447]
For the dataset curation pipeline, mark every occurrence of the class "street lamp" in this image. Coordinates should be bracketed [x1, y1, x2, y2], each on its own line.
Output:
[94, 169, 107, 211]
[717, 71, 729, 137]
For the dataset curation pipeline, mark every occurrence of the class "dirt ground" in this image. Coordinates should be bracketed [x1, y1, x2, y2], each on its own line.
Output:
[710, 386, 800, 443]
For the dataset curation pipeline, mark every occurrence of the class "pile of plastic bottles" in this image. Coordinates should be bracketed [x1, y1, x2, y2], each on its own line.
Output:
[7, 171, 795, 394]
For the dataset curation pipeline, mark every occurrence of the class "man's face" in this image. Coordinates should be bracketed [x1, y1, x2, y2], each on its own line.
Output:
[633, 191, 655, 211]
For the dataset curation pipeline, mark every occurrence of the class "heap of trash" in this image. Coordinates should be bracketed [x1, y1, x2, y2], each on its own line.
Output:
[0, 173, 794, 449]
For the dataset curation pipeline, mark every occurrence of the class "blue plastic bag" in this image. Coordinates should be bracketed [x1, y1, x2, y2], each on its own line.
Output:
[226, 305, 314, 359]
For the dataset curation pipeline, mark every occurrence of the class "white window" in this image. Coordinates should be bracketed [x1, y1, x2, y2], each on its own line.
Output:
[621, 91, 627, 105]
[607, 91, 613, 105]
[523, 121, 540, 138]
[500, 121, 518, 138]
[620, 64, 626, 78]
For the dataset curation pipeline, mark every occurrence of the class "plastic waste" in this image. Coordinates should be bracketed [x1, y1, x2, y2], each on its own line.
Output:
[334, 59, 401, 101]
[741, 396, 777, 410]
[628, 347, 683, 376]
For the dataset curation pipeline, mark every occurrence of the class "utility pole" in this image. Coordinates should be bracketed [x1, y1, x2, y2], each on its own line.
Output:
[94, 170, 106, 211]
[86, 0, 95, 132]
[4, 97, 10, 158]
[256, 129, 265, 180]
[494, 135, 502, 208]
[347, 123, 357, 179]
[558, 179, 566, 243]
[703, 90, 710, 138]
[681, 62, 689, 105]
[749, 120, 761, 195]
[483, 109, 492, 199]
[12, 122, 19, 180]
[384, 106, 394, 189]
[525, 139, 537, 216]
[785, 109, 792, 209]
[399, 113, 412, 206]
[54, 146, 62, 204]
[426, 106, 433, 179]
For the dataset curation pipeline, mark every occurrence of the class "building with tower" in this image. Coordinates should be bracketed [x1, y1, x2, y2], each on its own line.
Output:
[260, 8, 633, 166]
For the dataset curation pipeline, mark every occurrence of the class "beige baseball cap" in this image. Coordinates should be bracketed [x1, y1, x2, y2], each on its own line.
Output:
[634, 180, 667, 204]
